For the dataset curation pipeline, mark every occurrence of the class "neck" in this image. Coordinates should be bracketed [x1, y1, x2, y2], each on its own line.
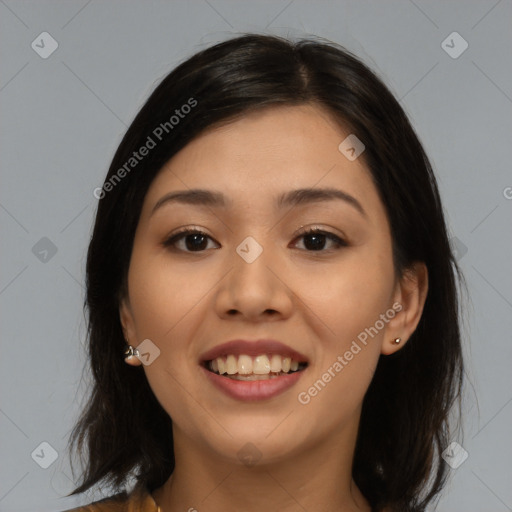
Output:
[152, 420, 371, 512]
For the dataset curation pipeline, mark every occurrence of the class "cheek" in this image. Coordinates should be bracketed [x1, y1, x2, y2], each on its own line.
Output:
[296, 244, 395, 407]
[125, 252, 206, 430]
[126, 246, 205, 339]
[304, 247, 395, 344]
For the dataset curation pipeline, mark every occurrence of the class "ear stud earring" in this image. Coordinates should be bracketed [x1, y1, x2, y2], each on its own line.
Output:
[124, 344, 140, 362]
[393, 337, 402, 344]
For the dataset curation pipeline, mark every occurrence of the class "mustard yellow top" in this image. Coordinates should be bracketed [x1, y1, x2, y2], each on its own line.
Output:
[61, 484, 160, 512]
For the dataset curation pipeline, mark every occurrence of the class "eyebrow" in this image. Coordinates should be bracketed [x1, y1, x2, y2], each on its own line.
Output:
[151, 187, 366, 217]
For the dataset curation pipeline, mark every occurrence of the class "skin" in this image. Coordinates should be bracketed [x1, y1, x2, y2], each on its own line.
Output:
[120, 104, 428, 512]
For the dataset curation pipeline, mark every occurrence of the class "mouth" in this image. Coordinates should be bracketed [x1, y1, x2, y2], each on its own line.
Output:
[199, 339, 310, 401]
[201, 354, 308, 381]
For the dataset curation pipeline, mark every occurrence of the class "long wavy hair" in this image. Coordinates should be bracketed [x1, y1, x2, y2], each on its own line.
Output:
[68, 33, 464, 512]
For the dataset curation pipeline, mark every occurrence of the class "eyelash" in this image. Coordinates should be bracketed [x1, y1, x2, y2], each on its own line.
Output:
[162, 226, 348, 253]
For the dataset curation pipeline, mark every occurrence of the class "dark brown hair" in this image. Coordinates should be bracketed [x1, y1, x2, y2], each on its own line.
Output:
[68, 34, 464, 511]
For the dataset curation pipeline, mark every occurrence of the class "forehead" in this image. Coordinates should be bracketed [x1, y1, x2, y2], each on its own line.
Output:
[142, 105, 384, 219]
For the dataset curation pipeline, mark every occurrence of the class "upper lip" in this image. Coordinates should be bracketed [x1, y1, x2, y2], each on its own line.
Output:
[199, 339, 309, 363]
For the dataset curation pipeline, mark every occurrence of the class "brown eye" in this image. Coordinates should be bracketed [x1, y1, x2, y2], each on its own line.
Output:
[292, 228, 347, 252]
[163, 229, 219, 252]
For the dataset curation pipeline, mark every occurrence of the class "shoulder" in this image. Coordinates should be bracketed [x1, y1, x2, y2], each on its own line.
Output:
[59, 484, 159, 512]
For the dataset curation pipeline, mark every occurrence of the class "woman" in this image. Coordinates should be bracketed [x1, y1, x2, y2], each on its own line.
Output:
[64, 34, 464, 512]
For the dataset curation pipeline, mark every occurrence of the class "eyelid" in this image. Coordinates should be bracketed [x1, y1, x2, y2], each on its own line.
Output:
[162, 226, 217, 247]
[293, 224, 347, 240]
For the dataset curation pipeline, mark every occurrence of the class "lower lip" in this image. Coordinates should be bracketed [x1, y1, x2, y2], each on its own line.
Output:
[200, 365, 306, 402]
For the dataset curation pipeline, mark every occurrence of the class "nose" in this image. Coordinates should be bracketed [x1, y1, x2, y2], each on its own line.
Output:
[214, 239, 293, 322]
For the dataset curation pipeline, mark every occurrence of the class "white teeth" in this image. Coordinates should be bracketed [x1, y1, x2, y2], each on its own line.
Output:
[253, 355, 271, 374]
[208, 354, 305, 376]
[238, 355, 253, 375]
[269, 354, 282, 373]
[226, 355, 238, 375]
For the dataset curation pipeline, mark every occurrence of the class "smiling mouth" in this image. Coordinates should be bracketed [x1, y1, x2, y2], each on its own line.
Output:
[202, 354, 308, 381]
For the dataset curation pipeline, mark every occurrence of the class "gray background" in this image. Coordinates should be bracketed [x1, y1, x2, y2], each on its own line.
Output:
[1, 1, 511, 511]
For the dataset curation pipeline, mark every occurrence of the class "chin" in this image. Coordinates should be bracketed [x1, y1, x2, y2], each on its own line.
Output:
[196, 419, 310, 466]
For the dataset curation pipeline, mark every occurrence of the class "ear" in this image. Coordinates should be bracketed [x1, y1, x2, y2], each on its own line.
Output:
[381, 261, 428, 356]
[119, 296, 142, 367]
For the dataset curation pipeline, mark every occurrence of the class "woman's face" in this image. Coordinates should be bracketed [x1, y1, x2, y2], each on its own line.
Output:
[120, 104, 411, 465]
